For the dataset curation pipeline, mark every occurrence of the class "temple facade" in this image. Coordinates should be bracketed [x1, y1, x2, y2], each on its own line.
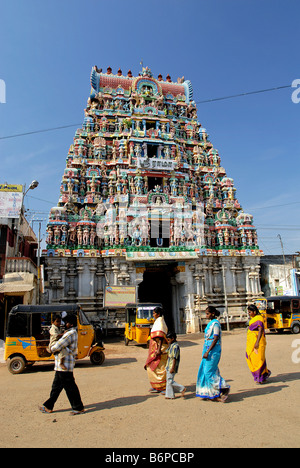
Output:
[43, 66, 263, 333]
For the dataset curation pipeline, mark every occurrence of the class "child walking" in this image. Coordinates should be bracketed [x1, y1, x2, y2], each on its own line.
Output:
[165, 332, 186, 400]
[47, 315, 68, 371]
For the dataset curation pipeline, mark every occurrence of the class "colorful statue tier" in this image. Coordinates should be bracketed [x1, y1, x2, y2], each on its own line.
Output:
[46, 66, 261, 257]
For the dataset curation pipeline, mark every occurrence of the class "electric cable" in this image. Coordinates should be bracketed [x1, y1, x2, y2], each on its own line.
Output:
[195, 85, 291, 104]
[0, 123, 81, 140]
[0, 84, 292, 140]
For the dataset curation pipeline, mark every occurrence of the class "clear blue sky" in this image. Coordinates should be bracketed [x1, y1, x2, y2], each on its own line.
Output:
[1, 0, 300, 255]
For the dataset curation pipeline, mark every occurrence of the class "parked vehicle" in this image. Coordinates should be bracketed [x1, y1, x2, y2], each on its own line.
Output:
[5, 304, 105, 374]
[124, 303, 162, 346]
[253, 298, 268, 329]
[265, 296, 300, 334]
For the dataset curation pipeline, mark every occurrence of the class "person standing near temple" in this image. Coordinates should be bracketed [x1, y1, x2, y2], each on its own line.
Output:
[39, 314, 85, 415]
[196, 306, 230, 402]
[165, 331, 186, 400]
[144, 306, 168, 393]
[246, 304, 271, 384]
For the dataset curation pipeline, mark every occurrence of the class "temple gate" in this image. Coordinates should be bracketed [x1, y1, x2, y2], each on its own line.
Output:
[43, 66, 263, 333]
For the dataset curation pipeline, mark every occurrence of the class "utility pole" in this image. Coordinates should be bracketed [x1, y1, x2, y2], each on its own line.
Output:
[32, 219, 43, 304]
[222, 264, 230, 331]
[277, 234, 286, 267]
[14, 180, 39, 257]
[278, 234, 289, 293]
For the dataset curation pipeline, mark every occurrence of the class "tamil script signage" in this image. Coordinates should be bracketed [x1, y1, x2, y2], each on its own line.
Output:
[0, 185, 23, 219]
[137, 157, 177, 171]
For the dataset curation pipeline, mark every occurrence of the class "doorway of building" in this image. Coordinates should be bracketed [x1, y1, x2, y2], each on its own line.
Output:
[138, 264, 174, 331]
[148, 176, 163, 191]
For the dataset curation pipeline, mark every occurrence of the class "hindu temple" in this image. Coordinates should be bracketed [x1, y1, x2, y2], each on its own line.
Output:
[43, 65, 263, 333]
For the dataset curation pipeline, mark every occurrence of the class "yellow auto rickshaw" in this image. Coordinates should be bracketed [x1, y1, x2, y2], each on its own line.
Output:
[265, 296, 300, 334]
[253, 298, 268, 329]
[4, 304, 105, 374]
[124, 303, 162, 346]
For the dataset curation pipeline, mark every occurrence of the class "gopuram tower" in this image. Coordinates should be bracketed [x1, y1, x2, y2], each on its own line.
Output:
[43, 66, 263, 333]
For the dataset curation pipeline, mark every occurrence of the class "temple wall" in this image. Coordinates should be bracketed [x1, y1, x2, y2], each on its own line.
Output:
[45, 254, 262, 333]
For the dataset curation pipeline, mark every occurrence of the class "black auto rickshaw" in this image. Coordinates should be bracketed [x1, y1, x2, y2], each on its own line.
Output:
[5, 304, 105, 374]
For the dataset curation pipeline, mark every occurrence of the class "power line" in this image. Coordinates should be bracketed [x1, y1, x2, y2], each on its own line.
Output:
[0, 123, 81, 141]
[257, 227, 300, 231]
[0, 84, 292, 141]
[26, 194, 57, 205]
[246, 200, 300, 210]
[195, 84, 291, 104]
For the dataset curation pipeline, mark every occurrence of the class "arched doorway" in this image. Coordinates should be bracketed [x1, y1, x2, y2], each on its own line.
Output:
[138, 265, 174, 331]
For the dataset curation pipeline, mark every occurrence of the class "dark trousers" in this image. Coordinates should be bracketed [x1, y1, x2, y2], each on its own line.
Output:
[43, 371, 84, 412]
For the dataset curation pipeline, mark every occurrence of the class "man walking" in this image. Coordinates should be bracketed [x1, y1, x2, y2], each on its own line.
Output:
[39, 314, 85, 416]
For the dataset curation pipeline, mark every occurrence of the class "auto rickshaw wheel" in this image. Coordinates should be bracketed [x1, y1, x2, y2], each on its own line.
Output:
[7, 355, 26, 375]
[292, 323, 300, 334]
[90, 350, 105, 365]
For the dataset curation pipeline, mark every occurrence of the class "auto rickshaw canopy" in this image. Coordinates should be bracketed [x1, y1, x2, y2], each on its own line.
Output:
[6, 304, 82, 338]
[125, 303, 162, 321]
[267, 296, 300, 311]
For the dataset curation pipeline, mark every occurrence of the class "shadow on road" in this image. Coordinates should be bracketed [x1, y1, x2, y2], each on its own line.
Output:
[25, 357, 138, 373]
[50, 393, 161, 415]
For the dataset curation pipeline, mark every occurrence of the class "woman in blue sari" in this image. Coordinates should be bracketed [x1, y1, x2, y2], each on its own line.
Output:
[196, 306, 230, 402]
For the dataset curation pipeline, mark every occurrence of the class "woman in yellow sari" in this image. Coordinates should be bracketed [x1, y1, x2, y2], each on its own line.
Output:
[246, 305, 271, 384]
[144, 307, 168, 393]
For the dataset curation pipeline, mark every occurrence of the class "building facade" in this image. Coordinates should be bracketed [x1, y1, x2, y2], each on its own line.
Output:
[0, 184, 38, 339]
[260, 255, 300, 297]
[43, 66, 263, 333]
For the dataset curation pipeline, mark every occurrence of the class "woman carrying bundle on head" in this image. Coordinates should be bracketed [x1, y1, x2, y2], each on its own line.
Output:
[144, 306, 168, 393]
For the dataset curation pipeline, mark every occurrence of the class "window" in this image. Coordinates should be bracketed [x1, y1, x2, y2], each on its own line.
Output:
[148, 176, 162, 191]
[147, 144, 157, 158]
[79, 309, 90, 326]
[137, 308, 153, 320]
[146, 121, 156, 131]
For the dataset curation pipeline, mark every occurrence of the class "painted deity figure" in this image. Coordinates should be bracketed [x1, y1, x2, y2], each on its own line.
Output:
[170, 178, 178, 197]
[83, 227, 90, 245]
[132, 225, 142, 246]
[135, 176, 143, 195]
[107, 222, 115, 246]
[77, 227, 83, 245]
[47, 227, 53, 245]
[61, 226, 68, 245]
[69, 226, 77, 245]
[218, 231, 224, 246]
[54, 227, 61, 245]
[140, 218, 149, 246]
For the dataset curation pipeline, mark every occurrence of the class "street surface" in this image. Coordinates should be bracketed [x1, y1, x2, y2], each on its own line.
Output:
[0, 330, 299, 448]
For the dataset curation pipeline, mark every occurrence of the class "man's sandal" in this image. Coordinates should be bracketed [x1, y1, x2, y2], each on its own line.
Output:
[38, 405, 53, 414]
[70, 410, 85, 416]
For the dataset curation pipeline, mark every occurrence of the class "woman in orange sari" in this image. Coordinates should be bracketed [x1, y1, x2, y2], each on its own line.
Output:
[246, 305, 271, 384]
[144, 307, 168, 393]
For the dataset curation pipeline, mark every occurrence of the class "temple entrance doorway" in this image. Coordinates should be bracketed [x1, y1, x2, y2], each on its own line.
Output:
[148, 176, 163, 191]
[138, 263, 175, 331]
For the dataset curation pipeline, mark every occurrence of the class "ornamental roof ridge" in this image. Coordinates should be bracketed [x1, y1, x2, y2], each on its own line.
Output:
[92, 65, 188, 85]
